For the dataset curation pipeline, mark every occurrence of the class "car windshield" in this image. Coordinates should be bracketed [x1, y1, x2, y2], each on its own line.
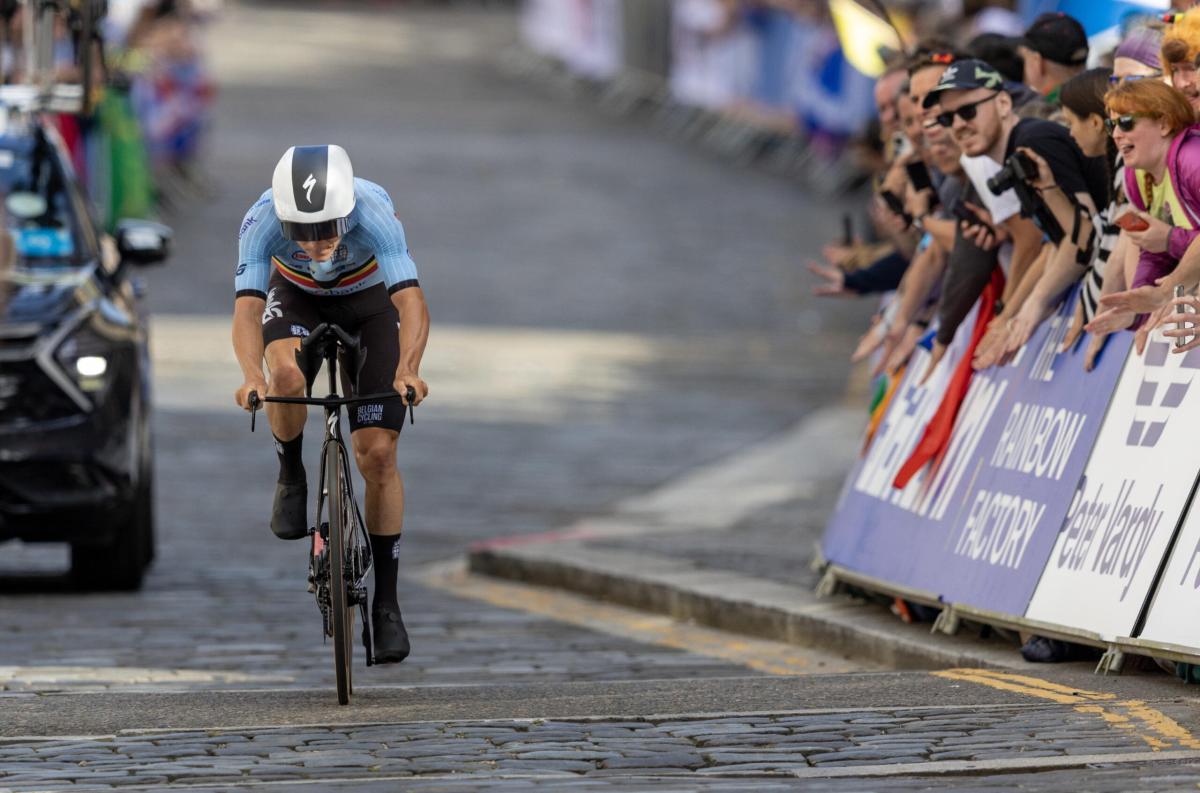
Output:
[0, 132, 88, 275]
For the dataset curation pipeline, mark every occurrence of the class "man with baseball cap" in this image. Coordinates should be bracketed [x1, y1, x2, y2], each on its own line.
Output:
[922, 58, 1107, 364]
[1017, 12, 1089, 105]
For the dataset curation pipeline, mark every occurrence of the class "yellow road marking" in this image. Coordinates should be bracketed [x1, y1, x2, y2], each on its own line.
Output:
[412, 563, 871, 677]
[1076, 704, 1168, 751]
[934, 668, 1200, 752]
[933, 669, 1113, 705]
[1118, 700, 1200, 750]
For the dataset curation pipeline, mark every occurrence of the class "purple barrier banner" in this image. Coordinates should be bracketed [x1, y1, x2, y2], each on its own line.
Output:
[823, 292, 1133, 616]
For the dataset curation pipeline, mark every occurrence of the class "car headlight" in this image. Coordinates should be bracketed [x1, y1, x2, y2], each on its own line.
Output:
[56, 326, 115, 395]
[75, 355, 108, 379]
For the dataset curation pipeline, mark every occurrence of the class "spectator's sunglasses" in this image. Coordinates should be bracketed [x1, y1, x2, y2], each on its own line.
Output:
[935, 92, 1001, 127]
[1105, 113, 1155, 133]
[1108, 71, 1163, 85]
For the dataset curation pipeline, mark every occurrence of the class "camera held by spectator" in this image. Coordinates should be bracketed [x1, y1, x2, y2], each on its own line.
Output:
[987, 149, 1065, 244]
[986, 150, 1037, 196]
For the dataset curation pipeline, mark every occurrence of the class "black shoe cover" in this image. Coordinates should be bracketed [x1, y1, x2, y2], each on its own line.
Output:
[372, 605, 411, 664]
[270, 480, 308, 540]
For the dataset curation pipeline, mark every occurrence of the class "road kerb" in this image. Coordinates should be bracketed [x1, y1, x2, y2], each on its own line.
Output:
[467, 541, 1027, 672]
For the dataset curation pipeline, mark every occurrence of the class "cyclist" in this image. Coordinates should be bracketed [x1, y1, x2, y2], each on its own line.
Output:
[232, 144, 429, 664]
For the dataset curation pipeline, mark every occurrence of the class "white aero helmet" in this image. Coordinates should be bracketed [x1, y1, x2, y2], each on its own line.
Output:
[272, 145, 356, 241]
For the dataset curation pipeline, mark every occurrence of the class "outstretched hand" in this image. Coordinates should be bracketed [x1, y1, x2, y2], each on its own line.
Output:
[1157, 295, 1200, 354]
[972, 318, 1011, 370]
[807, 260, 849, 297]
[1085, 306, 1135, 337]
[1098, 282, 1170, 316]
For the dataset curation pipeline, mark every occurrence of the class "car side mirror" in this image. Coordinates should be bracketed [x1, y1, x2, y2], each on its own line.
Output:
[115, 219, 172, 266]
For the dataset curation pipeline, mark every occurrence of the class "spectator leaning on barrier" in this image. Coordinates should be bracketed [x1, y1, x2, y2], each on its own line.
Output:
[1063, 31, 1167, 354]
[1062, 69, 1128, 332]
[1103, 80, 1200, 332]
[1162, 12, 1200, 114]
[807, 58, 919, 299]
[869, 48, 967, 373]
[1113, 24, 1165, 85]
[875, 61, 909, 157]
[923, 59, 1109, 370]
[1001, 69, 1123, 372]
[810, 51, 961, 316]
[1017, 13, 1089, 108]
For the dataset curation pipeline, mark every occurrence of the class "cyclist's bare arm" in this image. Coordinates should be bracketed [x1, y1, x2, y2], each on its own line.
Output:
[233, 295, 268, 410]
[391, 286, 429, 406]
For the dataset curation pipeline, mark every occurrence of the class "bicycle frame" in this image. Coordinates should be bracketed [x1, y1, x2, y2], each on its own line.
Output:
[248, 322, 415, 694]
[311, 335, 376, 668]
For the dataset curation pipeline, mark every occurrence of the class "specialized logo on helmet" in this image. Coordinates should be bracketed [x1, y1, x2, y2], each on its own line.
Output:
[290, 146, 329, 213]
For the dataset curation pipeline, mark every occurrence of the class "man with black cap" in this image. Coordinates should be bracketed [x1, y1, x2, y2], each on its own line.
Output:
[1017, 12, 1089, 107]
[922, 58, 1107, 365]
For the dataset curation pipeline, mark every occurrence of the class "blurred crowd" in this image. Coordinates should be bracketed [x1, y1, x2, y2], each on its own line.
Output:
[523, 0, 877, 151]
[524, 0, 1200, 665]
[809, 4, 1200, 401]
[46, 0, 217, 229]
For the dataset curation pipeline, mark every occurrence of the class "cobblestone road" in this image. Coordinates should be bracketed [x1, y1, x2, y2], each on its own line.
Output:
[4, 4, 1200, 792]
[2, 704, 1199, 790]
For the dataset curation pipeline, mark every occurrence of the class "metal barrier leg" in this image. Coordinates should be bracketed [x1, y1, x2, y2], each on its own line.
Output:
[815, 567, 840, 598]
[932, 606, 960, 636]
[1096, 647, 1126, 676]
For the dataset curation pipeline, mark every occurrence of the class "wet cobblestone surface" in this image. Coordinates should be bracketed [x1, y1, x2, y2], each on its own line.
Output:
[0, 705, 1168, 789]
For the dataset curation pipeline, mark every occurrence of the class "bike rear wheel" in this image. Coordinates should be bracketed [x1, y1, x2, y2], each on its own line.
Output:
[326, 443, 354, 705]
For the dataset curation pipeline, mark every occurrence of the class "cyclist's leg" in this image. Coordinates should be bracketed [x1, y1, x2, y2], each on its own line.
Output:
[351, 426, 408, 662]
[261, 271, 320, 439]
[351, 428, 403, 538]
[341, 285, 407, 549]
[261, 272, 320, 539]
[264, 338, 305, 439]
[344, 287, 409, 662]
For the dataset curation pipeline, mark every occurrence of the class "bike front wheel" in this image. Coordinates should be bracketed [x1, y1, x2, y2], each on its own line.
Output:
[326, 443, 354, 705]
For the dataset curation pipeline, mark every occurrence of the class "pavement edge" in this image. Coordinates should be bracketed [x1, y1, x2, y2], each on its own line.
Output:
[467, 541, 1024, 672]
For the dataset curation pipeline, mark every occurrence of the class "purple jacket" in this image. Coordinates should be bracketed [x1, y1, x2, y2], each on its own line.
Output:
[1124, 124, 1200, 289]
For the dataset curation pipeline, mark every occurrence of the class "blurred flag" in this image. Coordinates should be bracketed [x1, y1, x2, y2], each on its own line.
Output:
[827, 0, 907, 77]
[1019, 0, 1168, 33]
[1018, 0, 1169, 67]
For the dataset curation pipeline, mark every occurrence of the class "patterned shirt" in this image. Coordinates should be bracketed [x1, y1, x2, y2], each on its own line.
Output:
[235, 178, 419, 299]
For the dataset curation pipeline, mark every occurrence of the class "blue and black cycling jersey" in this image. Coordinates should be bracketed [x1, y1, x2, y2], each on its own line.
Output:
[235, 178, 420, 300]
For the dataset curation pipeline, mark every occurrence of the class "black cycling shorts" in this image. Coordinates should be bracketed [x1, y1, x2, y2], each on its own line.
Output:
[261, 270, 405, 434]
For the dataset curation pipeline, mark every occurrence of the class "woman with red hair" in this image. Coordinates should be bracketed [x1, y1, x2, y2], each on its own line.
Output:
[1109, 80, 1200, 299]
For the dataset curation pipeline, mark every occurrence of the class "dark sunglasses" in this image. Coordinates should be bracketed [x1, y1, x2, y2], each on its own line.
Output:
[1105, 113, 1154, 133]
[1108, 71, 1163, 85]
[936, 92, 1001, 127]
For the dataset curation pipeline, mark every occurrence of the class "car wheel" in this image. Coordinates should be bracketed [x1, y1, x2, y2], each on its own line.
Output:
[70, 484, 152, 592]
